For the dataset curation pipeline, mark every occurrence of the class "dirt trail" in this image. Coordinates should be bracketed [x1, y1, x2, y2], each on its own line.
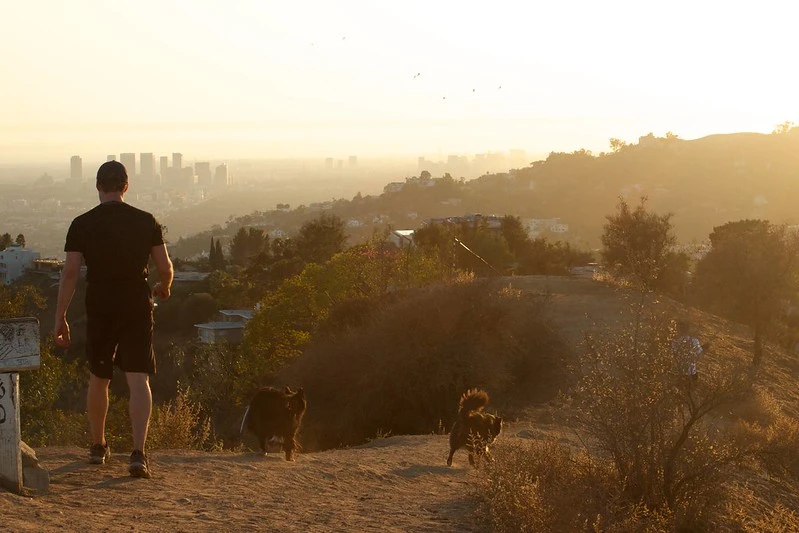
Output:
[3, 433, 493, 533]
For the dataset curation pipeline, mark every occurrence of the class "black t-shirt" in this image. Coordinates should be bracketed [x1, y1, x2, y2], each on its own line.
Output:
[64, 201, 165, 285]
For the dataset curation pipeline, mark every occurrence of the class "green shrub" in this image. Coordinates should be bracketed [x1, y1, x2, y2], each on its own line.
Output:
[279, 279, 571, 451]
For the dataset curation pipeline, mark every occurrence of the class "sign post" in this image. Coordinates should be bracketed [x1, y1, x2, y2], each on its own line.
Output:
[0, 318, 40, 494]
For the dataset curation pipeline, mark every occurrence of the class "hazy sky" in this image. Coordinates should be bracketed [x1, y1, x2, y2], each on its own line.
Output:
[2, 0, 797, 163]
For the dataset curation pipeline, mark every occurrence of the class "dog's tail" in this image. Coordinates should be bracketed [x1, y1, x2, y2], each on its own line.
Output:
[239, 404, 251, 435]
[458, 388, 489, 418]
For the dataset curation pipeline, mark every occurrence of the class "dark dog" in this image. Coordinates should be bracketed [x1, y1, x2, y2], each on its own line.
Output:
[447, 388, 503, 467]
[241, 386, 306, 461]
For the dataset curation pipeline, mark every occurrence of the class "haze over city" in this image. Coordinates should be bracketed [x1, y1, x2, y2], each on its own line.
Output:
[2, 0, 797, 164]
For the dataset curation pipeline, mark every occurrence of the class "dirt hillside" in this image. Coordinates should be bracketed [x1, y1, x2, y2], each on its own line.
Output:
[4, 275, 787, 532]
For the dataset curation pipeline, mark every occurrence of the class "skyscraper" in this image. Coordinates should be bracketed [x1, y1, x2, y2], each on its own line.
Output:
[107, 155, 116, 162]
[195, 162, 212, 186]
[172, 152, 183, 170]
[140, 152, 156, 184]
[70, 155, 82, 181]
[120, 153, 136, 177]
[214, 163, 230, 186]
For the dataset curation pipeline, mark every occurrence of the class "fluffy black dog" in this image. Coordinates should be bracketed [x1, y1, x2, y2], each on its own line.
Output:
[241, 386, 307, 461]
[446, 388, 503, 467]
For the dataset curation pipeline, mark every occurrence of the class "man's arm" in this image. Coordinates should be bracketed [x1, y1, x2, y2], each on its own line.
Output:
[54, 251, 83, 347]
[151, 243, 174, 301]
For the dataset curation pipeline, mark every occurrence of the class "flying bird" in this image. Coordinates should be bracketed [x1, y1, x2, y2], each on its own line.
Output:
[413, 72, 421, 79]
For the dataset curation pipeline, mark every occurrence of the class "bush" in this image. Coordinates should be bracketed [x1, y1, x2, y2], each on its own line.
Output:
[477, 439, 674, 533]
[278, 279, 571, 451]
[567, 300, 751, 524]
[148, 387, 216, 450]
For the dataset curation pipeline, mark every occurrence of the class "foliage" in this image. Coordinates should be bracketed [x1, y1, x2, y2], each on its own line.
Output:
[15, 233, 25, 247]
[278, 280, 571, 451]
[178, 292, 218, 329]
[295, 214, 347, 265]
[569, 301, 751, 515]
[693, 220, 799, 366]
[0, 232, 12, 250]
[601, 197, 677, 290]
[147, 386, 216, 450]
[20, 339, 85, 446]
[0, 283, 46, 318]
[477, 439, 673, 533]
[229, 226, 268, 266]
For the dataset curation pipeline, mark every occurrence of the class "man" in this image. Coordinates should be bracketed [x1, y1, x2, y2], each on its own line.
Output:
[54, 160, 173, 479]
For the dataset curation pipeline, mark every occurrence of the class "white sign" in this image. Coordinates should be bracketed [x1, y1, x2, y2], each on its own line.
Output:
[0, 373, 21, 493]
[0, 318, 40, 372]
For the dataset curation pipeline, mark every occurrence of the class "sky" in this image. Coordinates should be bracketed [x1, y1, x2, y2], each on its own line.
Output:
[1, 0, 797, 163]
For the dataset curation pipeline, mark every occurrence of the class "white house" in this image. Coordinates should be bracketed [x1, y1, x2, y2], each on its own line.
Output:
[0, 244, 40, 285]
[387, 230, 415, 248]
[194, 309, 254, 344]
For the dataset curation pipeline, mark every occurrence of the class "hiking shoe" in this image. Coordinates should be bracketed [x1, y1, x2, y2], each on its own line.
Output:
[129, 450, 151, 479]
[88, 442, 111, 465]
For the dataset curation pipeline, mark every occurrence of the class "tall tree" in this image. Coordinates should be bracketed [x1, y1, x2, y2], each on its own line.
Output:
[229, 227, 250, 265]
[15, 233, 25, 247]
[694, 220, 799, 367]
[209, 237, 217, 270]
[0, 233, 12, 250]
[295, 214, 346, 265]
[601, 197, 676, 290]
[214, 239, 224, 271]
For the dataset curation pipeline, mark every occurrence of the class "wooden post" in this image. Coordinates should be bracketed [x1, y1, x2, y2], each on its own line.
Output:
[0, 318, 40, 494]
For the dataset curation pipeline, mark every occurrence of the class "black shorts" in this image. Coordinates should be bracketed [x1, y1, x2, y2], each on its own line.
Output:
[85, 282, 156, 379]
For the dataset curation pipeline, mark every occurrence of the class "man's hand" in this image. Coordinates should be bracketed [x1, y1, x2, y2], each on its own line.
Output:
[153, 282, 171, 301]
[54, 317, 71, 348]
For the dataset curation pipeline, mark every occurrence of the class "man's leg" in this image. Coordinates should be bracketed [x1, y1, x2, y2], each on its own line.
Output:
[126, 372, 152, 452]
[87, 373, 111, 446]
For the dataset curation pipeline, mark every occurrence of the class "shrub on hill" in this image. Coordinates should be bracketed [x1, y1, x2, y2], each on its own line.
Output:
[278, 278, 571, 451]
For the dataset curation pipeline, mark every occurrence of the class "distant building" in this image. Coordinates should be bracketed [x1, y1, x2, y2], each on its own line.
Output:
[325, 157, 334, 170]
[140, 153, 156, 184]
[0, 244, 40, 285]
[120, 153, 136, 177]
[194, 309, 254, 344]
[172, 152, 183, 170]
[106, 154, 116, 162]
[70, 155, 82, 181]
[348, 155, 358, 167]
[214, 163, 230, 186]
[159, 156, 169, 179]
[387, 229, 415, 248]
[195, 162, 212, 186]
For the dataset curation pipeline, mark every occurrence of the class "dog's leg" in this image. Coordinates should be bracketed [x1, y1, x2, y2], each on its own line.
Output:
[258, 435, 268, 457]
[283, 435, 296, 461]
[446, 448, 455, 466]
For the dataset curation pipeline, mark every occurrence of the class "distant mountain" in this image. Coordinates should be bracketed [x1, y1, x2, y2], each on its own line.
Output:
[171, 129, 799, 258]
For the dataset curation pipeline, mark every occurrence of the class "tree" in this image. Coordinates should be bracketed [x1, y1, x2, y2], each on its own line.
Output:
[208, 237, 217, 270]
[295, 214, 346, 265]
[694, 220, 799, 367]
[601, 197, 676, 290]
[609, 138, 628, 152]
[15, 233, 25, 247]
[772, 121, 795, 135]
[229, 227, 266, 266]
[0, 233, 12, 251]
[214, 239, 224, 271]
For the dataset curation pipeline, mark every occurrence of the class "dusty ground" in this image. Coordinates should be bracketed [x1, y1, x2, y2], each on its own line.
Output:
[3, 415, 563, 533]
